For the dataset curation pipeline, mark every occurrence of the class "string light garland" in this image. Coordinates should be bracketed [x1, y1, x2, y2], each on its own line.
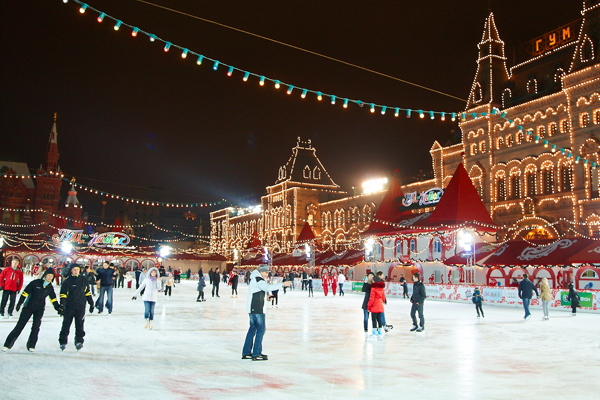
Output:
[61, 0, 459, 120]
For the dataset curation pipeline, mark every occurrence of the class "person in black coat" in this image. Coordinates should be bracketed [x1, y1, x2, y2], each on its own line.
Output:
[361, 272, 374, 336]
[567, 283, 581, 315]
[410, 273, 426, 332]
[3, 268, 62, 352]
[134, 267, 141, 290]
[230, 271, 239, 298]
[212, 267, 221, 297]
[518, 273, 539, 320]
[301, 270, 309, 290]
[399, 275, 409, 299]
[59, 265, 94, 351]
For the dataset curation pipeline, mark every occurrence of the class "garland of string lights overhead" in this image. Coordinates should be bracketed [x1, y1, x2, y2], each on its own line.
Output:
[62, 0, 460, 120]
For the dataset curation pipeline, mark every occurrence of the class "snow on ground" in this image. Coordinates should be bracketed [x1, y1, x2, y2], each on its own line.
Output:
[0, 279, 598, 400]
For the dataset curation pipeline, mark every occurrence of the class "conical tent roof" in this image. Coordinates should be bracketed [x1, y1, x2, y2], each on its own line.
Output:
[113, 216, 124, 233]
[246, 230, 262, 250]
[362, 177, 411, 236]
[418, 163, 496, 230]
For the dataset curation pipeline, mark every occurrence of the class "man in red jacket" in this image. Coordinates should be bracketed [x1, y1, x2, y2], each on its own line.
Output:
[331, 273, 338, 296]
[322, 272, 329, 296]
[0, 259, 25, 318]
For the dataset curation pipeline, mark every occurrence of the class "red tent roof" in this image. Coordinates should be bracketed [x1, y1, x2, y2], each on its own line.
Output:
[272, 253, 311, 266]
[567, 241, 600, 264]
[296, 222, 316, 243]
[113, 217, 124, 233]
[245, 230, 262, 250]
[362, 177, 412, 236]
[165, 253, 226, 261]
[416, 163, 496, 231]
[444, 242, 500, 265]
[482, 238, 592, 266]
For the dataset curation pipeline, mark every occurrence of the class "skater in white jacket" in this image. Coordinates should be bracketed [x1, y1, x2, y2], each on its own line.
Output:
[132, 267, 161, 329]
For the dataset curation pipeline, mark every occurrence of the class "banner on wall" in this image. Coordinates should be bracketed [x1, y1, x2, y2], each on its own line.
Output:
[483, 288, 503, 301]
[352, 282, 364, 292]
[560, 291, 593, 308]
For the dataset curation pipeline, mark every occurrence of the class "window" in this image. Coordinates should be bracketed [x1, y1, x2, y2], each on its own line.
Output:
[527, 172, 537, 196]
[303, 165, 311, 179]
[511, 175, 521, 199]
[542, 166, 554, 194]
[479, 141, 486, 153]
[471, 143, 478, 155]
[3, 211, 10, 223]
[582, 270, 597, 278]
[516, 131, 524, 144]
[410, 239, 416, 252]
[595, 109, 600, 125]
[497, 176, 506, 201]
[496, 137, 504, 149]
[526, 130, 533, 142]
[560, 119, 569, 133]
[538, 125, 546, 138]
[527, 79, 538, 94]
[581, 112, 590, 128]
[548, 122, 557, 137]
[561, 165, 573, 192]
[506, 135, 513, 147]
[476, 186, 483, 199]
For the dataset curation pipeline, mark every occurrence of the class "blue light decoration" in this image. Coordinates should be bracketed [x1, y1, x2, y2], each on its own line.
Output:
[395, 108, 400, 117]
[451, 113, 456, 121]
[561, 148, 566, 155]
[149, 34, 156, 42]
[343, 98, 349, 108]
[287, 85, 294, 94]
[501, 112, 507, 118]
[419, 110, 424, 118]
[370, 103, 375, 113]
[79, 3, 88, 13]
[163, 42, 171, 52]
[381, 106, 387, 115]
[196, 55, 204, 65]
[114, 20, 122, 30]
[317, 92, 323, 101]
[461, 112, 466, 120]
[213, 60, 220, 70]
[244, 71, 250, 81]
[440, 112, 446, 121]
[181, 48, 189, 59]
[131, 27, 139, 37]
[274, 80, 280, 88]
[97, 12, 105, 22]
[429, 111, 435, 120]
[227, 66, 234, 76]
[575, 156, 581, 164]
[259, 76, 265, 86]
[331, 95, 336, 104]
[552, 144, 557, 152]
[471, 112, 478, 119]
[301, 89, 308, 98]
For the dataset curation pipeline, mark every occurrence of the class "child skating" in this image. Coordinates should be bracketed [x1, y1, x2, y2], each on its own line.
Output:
[132, 267, 161, 329]
[367, 276, 386, 340]
[472, 287, 484, 318]
[197, 275, 206, 302]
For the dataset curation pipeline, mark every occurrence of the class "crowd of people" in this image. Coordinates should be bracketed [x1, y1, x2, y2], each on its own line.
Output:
[0, 259, 588, 359]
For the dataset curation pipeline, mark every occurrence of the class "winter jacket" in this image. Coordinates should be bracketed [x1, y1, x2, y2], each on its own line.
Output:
[133, 268, 161, 302]
[411, 280, 426, 304]
[86, 269, 97, 284]
[18, 269, 60, 312]
[166, 276, 174, 287]
[96, 267, 116, 287]
[197, 277, 206, 291]
[231, 275, 239, 288]
[159, 267, 166, 277]
[567, 284, 580, 307]
[367, 281, 386, 313]
[0, 267, 24, 292]
[518, 278, 539, 299]
[135, 269, 141, 281]
[332, 275, 338, 287]
[246, 270, 283, 314]
[540, 281, 551, 301]
[302, 272, 308, 280]
[60, 275, 94, 311]
[361, 282, 372, 310]
[212, 271, 221, 284]
[472, 288, 483, 303]
[308, 278, 313, 288]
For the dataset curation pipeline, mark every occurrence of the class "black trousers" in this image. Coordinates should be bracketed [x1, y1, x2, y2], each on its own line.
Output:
[165, 286, 172, 296]
[1, 290, 17, 314]
[308, 287, 313, 296]
[371, 312, 383, 329]
[197, 290, 204, 300]
[475, 302, 484, 316]
[410, 303, 425, 327]
[118, 276, 124, 288]
[232, 284, 238, 296]
[403, 286, 409, 298]
[212, 284, 219, 297]
[59, 307, 86, 345]
[271, 291, 278, 305]
[135, 279, 140, 289]
[302, 280, 308, 290]
[4, 307, 44, 349]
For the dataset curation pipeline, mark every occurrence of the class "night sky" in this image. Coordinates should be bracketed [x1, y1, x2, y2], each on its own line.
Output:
[1, 0, 578, 222]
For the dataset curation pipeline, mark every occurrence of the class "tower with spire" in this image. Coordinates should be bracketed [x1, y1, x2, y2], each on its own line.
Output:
[33, 114, 64, 225]
[63, 179, 84, 228]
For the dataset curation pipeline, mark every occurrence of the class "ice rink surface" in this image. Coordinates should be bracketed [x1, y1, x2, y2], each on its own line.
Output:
[1, 279, 598, 400]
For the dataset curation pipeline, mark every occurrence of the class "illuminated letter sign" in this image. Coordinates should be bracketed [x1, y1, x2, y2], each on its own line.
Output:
[530, 20, 577, 56]
[88, 232, 131, 248]
[398, 188, 444, 211]
[52, 229, 85, 244]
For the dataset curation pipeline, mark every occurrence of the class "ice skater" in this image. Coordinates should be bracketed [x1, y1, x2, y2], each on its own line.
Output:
[132, 267, 161, 329]
[0, 258, 24, 318]
[270, 287, 279, 308]
[331, 273, 337, 296]
[566, 283, 580, 316]
[95, 261, 116, 314]
[308, 277, 314, 297]
[518, 273, 539, 320]
[338, 272, 345, 296]
[59, 265, 94, 351]
[472, 287, 484, 318]
[322, 272, 329, 296]
[3, 268, 62, 352]
[361, 272, 374, 336]
[375, 271, 393, 332]
[197, 275, 206, 302]
[410, 273, 425, 332]
[230, 271, 239, 298]
[367, 275, 386, 340]
[540, 278, 551, 320]
[212, 267, 221, 297]
[400, 274, 409, 298]
[242, 265, 291, 361]
[164, 273, 174, 297]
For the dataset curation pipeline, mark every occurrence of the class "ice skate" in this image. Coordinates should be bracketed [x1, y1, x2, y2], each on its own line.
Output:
[149, 321, 154, 330]
[75, 343, 83, 351]
[410, 325, 418, 332]
[241, 354, 252, 360]
[8, 313, 13, 318]
[144, 319, 149, 329]
[385, 325, 393, 332]
[2, 346, 9, 352]
[60, 344, 66, 351]
[252, 354, 268, 361]
[416, 327, 424, 332]
[28, 348, 35, 352]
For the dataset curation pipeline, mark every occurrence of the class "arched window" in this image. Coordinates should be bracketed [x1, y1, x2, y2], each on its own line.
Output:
[471, 143, 478, 155]
[541, 164, 554, 194]
[303, 165, 311, 179]
[479, 141, 486, 153]
[516, 131, 524, 144]
[560, 119, 569, 134]
[313, 166, 322, 180]
[496, 137, 504, 150]
[561, 165, 573, 192]
[527, 79, 537, 94]
[526, 171, 537, 196]
[581, 112, 590, 128]
[506, 135, 513, 147]
[511, 174, 521, 199]
[538, 125, 546, 138]
[548, 122, 557, 137]
[496, 175, 506, 201]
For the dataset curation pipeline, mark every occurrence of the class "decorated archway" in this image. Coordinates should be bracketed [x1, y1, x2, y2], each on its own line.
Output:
[575, 265, 600, 290]
[512, 217, 558, 240]
[532, 267, 556, 288]
[486, 266, 507, 286]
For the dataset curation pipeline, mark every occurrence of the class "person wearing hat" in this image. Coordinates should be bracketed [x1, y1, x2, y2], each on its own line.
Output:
[3, 267, 62, 352]
[242, 265, 291, 361]
[59, 265, 94, 351]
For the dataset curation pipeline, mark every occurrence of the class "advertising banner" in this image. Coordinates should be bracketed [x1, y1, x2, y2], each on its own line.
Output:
[483, 288, 503, 302]
[352, 282, 364, 292]
[560, 291, 593, 308]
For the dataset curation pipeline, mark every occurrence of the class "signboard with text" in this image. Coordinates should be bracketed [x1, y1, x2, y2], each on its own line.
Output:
[398, 188, 444, 211]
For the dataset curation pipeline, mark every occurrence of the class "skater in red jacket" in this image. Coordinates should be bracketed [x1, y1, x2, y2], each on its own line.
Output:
[0, 259, 24, 318]
[367, 276, 386, 340]
[331, 274, 338, 296]
[322, 272, 329, 296]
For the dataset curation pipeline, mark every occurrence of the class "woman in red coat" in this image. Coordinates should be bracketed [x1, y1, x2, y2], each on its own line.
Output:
[331, 274, 338, 296]
[367, 276, 386, 340]
[322, 272, 329, 296]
